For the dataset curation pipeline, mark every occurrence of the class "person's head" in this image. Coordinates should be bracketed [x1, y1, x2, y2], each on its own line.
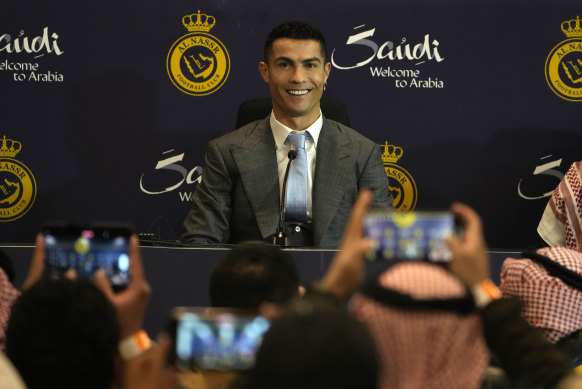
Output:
[5, 278, 120, 389]
[235, 296, 379, 389]
[263, 21, 328, 63]
[500, 246, 582, 346]
[209, 241, 300, 310]
[259, 21, 331, 130]
[350, 262, 489, 389]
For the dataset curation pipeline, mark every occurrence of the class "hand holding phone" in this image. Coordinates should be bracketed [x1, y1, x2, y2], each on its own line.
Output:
[42, 222, 133, 290]
[363, 210, 460, 263]
[445, 203, 490, 286]
[93, 236, 152, 344]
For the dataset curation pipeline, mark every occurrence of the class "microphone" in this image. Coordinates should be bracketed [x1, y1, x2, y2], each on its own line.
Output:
[272, 149, 296, 246]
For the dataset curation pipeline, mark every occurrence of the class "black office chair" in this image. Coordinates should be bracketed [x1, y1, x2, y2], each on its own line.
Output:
[235, 97, 351, 128]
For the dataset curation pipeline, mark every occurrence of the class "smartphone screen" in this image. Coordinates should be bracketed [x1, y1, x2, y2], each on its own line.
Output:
[363, 211, 457, 262]
[42, 223, 132, 290]
[171, 308, 270, 371]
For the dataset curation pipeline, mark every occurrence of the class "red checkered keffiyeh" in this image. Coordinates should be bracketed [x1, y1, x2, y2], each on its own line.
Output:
[0, 269, 20, 349]
[538, 161, 582, 251]
[350, 263, 488, 389]
[500, 246, 582, 343]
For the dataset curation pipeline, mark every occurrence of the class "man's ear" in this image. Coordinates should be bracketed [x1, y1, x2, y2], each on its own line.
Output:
[323, 62, 331, 84]
[259, 61, 269, 83]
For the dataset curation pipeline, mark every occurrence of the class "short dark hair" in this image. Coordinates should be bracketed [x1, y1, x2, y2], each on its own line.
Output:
[263, 21, 328, 62]
[235, 296, 379, 389]
[556, 329, 582, 363]
[209, 241, 300, 308]
[5, 279, 120, 389]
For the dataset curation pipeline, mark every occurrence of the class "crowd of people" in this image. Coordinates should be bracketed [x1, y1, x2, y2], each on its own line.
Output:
[1, 187, 582, 388]
[1, 19, 581, 389]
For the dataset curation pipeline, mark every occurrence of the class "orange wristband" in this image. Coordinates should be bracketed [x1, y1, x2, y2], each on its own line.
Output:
[118, 330, 152, 360]
[471, 279, 501, 308]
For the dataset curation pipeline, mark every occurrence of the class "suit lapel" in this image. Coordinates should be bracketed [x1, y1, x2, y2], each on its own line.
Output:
[230, 119, 280, 238]
[312, 119, 355, 244]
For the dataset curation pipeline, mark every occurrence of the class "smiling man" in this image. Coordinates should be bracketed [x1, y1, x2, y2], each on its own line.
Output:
[182, 21, 392, 248]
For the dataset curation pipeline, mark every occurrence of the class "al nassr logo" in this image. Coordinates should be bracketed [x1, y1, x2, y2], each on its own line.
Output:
[381, 141, 417, 211]
[167, 10, 230, 96]
[545, 15, 582, 102]
[0, 135, 37, 222]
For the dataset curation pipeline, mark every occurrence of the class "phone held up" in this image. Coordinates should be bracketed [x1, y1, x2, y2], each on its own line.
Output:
[363, 210, 461, 263]
[167, 307, 270, 372]
[42, 222, 133, 291]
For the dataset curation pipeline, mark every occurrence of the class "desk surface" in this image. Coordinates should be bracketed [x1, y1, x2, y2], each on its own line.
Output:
[1, 245, 520, 336]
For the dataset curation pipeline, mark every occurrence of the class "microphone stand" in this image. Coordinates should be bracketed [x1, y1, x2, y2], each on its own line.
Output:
[273, 149, 296, 246]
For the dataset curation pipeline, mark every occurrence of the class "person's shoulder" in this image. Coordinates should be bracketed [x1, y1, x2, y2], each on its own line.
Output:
[209, 117, 270, 147]
[322, 117, 377, 146]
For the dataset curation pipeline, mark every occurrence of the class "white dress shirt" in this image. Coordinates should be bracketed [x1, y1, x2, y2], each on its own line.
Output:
[270, 111, 322, 222]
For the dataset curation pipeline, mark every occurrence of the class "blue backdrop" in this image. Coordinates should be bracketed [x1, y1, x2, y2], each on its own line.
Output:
[1, 0, 581, 249]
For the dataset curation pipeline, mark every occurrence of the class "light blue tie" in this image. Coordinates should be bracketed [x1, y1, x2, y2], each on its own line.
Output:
[285, 131, 308, 223]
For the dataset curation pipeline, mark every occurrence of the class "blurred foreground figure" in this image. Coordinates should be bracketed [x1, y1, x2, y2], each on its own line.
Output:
[5, 279, 119, 389]
[210, 241, 300, 314]
[351, 262, 489, 389]
[232, 295, 379, 389]
[501, 246, 582, 369]
[538, 161, 582, 251]
[0, 249, 19, 349]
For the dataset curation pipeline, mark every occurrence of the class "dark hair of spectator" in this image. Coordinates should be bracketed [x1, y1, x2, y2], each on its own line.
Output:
[233, 296, 379, 389]
[5, 278, 120, 389]
[209, 241, 300, 308]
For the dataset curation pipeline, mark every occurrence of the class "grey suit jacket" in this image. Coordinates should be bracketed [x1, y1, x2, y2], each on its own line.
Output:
[182, 116, 393, 248]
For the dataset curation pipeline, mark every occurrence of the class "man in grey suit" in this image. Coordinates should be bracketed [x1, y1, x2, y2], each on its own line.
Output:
[182, 21, 393, 248]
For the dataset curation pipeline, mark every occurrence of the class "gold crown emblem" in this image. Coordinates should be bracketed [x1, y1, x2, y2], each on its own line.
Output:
[182, 10, 216, 32]
[381, 141, 403, 163]
[0, 135, 21, 158]
[561, 15, 582, 37]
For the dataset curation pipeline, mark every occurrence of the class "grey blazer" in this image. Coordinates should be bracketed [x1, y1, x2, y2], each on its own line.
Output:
[182, 116, 393, 248]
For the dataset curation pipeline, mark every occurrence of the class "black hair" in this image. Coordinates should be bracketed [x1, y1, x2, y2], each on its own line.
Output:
[263, 21, 328, 62]
[209, 241, 300, 308]
[5, 279, 120, 389]
[233, 296, 379, 389]
[556, 329, 582, 365]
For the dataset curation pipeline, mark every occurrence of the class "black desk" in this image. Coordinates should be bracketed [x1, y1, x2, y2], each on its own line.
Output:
[1, 245, 520, 336]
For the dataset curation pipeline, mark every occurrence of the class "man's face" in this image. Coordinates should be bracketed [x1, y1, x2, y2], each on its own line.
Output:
[259, 38, 331, 129]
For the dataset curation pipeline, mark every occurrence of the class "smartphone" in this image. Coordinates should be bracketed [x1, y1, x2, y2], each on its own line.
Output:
[42, 222, 132, 290]
[363, 210, 459, 262]
[168, 307, 270, 371]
